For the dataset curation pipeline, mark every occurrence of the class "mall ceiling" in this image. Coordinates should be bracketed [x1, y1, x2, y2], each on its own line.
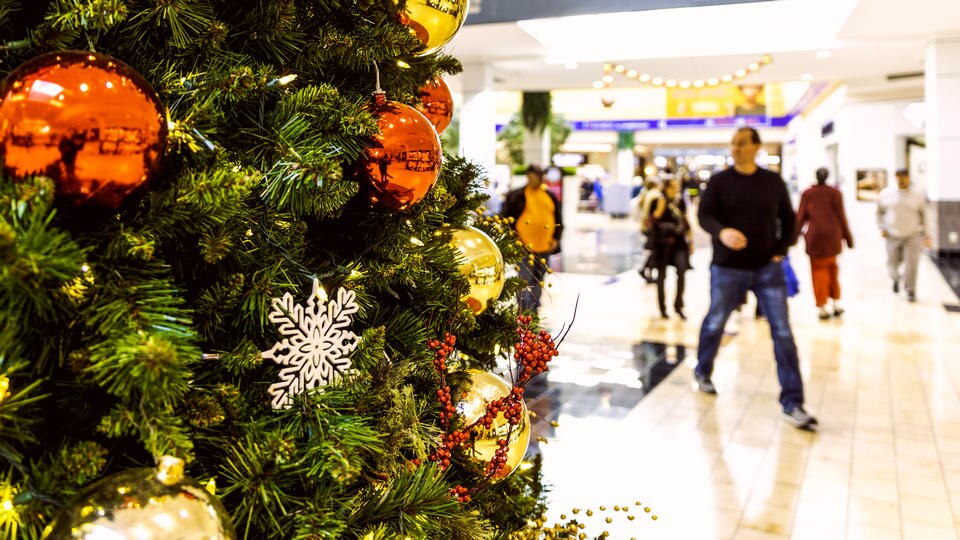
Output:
[446, 0, 960, 100]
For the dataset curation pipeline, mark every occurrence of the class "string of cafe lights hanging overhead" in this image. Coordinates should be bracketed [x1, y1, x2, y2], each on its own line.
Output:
[593, 54, 773, 90]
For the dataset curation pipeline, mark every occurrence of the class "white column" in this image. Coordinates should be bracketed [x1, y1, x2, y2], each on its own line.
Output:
[925, 38, 960, 201]
[615, 148, 634, 184]
[522, 126, 551, 167]
[925, 38, 960, 251]
[458, 62, 496, 181]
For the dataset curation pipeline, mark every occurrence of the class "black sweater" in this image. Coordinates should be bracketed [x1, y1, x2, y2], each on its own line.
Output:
[698, 167, 795, 270]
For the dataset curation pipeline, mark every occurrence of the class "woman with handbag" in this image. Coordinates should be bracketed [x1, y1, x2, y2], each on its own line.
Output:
[651, 179, 693, 319]
[793, 167, 854, 320]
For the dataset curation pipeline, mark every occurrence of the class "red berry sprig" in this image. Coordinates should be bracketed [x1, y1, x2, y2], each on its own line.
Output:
[513, 314, 559, 386]
[449, 485, 471, 503]
[485, 439, 510, 478]
[428, 333, 457, 429]
[425, 315, 564, 500]
[430, 430, 470, 470]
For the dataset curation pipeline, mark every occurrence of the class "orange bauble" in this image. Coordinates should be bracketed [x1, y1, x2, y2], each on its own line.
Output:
[0, 51, 166, 208]
[363, 94, 442, 211]
[417, 77, 453, 134]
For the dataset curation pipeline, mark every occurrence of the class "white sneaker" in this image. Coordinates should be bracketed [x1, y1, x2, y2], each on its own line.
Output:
[782, 407, 818, 430]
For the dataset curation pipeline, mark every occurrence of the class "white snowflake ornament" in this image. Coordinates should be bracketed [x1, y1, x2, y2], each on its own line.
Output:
[263, 278, 360, 409]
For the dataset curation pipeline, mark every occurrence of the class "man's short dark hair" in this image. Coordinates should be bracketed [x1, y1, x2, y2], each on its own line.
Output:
[525, 164, 544, 175]
[736, 126, 761, 145]
[815, 167, 829, 184]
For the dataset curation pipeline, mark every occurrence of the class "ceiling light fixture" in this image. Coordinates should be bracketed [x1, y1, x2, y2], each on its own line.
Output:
[600, 54, 772, 91]
[524, 0, 858, 63]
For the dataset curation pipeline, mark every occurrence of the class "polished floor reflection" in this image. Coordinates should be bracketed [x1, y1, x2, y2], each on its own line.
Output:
[532, 201, 960, 539]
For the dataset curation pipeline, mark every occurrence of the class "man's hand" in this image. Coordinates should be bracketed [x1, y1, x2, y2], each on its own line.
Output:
[923, 236, 933, 249]
[719, 228, 748, 250]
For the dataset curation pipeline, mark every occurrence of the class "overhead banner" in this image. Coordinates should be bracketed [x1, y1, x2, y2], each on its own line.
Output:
[666, 84, 788, 119]
[466, 0, 774, 25]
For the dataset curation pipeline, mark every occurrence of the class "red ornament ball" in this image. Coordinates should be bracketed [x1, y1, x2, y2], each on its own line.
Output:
[363, 94, 442, 211]
[417, 77, 453, 135]
[0, 51, 167, 208]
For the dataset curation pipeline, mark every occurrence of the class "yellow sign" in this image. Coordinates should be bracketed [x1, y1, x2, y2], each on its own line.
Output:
[667, 84, 787, 118]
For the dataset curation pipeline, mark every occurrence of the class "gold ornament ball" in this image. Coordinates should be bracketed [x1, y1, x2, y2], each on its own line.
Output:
[43, 456, 235, 539]
[0, 51, 167, 208]
[396, 0, 470, 56]
[455, 369, 530, 480]
[448, 226, 505, 314]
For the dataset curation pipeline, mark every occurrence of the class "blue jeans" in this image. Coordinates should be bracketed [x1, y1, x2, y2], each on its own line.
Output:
[695, 262, 805, 412]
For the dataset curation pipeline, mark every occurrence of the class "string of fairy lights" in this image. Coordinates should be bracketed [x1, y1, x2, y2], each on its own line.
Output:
[593, 54, 773, 91]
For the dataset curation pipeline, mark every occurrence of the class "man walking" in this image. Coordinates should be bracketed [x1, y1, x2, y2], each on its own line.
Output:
[694, 127, 817, 430]
[877, 169, 929, 302]
[501, 164, 563, 311]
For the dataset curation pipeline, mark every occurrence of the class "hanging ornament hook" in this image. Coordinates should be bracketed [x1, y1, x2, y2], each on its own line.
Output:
[372, 60, 386, 104]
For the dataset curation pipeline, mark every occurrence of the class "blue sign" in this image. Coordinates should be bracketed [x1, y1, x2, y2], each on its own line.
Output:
[561, 115, 794, 131]
[466, 0, 774, 25]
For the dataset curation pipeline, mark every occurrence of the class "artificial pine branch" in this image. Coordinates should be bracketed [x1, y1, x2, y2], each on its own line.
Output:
[0, 0, 548, 536]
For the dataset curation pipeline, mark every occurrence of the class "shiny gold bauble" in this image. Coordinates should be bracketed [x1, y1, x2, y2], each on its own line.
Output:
[448, 226, 505, 314]
[0, 51, 167, 208]
[456, 370, 530, 480]
[363, 94, 442, 211]
[44, 456, 235, 539]
[416, 77, 453, 134]
[396, 0, 470, 56]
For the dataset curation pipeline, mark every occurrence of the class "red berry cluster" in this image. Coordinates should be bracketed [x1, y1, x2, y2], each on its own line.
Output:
[428, 333, 457, 428]
[449, 485, 471, 503]
[485, 439, 510, 477]
[428, 333, 456, 371]
[513, 315, 559, 386]
[424, 316, 563, 499]
[430, 430, 470, 470]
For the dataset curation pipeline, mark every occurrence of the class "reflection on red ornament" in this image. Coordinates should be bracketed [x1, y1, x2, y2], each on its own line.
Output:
[0, 51, 167, 208]
[407, 20, 430, 47]
[417, 77, 453, 134]
[362, 93, 442, 211]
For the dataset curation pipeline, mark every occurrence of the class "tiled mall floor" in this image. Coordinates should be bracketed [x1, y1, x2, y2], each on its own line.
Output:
[528, 201, 960, 539]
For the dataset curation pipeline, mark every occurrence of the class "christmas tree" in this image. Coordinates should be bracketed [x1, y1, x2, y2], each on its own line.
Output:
[0, 1, 551, 538]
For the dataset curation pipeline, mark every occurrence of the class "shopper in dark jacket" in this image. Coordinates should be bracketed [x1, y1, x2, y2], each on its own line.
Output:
[793, 168, 854, 319]
[694, 127, 817, 431]
[500, 164, 564, 311]
[650, 179, 692, 319]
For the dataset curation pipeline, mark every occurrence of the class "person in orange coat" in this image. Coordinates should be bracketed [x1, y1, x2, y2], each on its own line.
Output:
[793, 168, 854, 320]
